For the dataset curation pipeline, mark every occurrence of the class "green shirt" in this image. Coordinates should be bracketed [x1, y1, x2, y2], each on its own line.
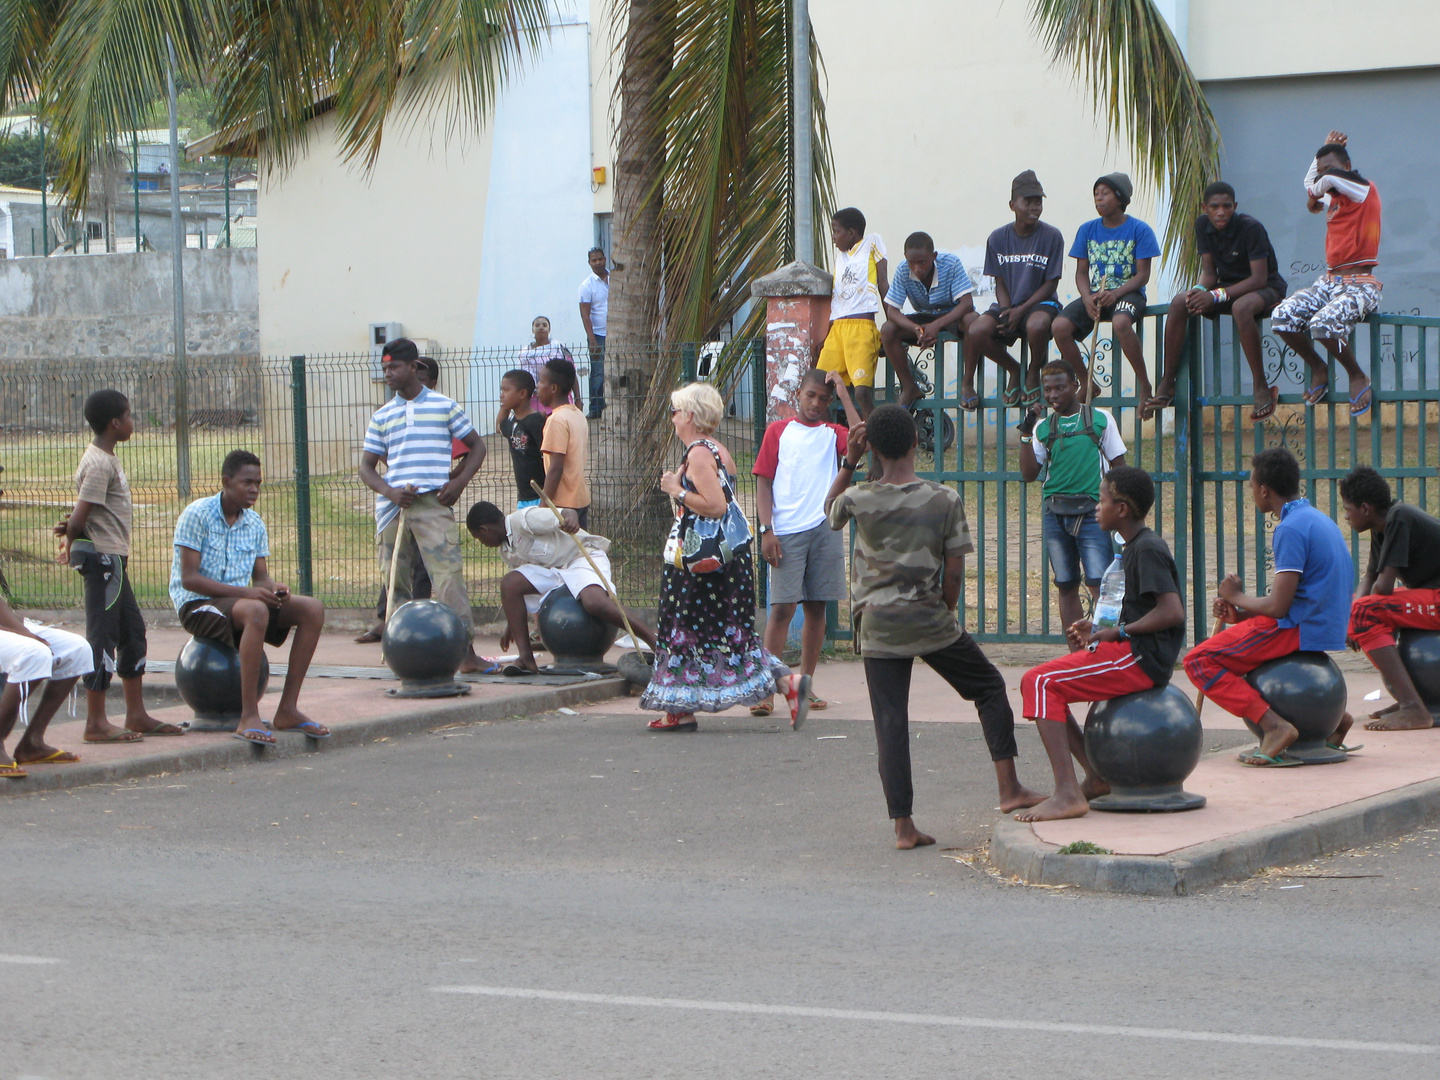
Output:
[1033, 407, 1126, 500]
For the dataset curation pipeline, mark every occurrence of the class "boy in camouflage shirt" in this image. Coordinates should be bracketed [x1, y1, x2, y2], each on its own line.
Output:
[826, 405, 1043, 849]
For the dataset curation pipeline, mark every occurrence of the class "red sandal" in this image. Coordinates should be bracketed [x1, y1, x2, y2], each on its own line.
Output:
[647, 713, 697, 732]
[785, 675, 813, 731]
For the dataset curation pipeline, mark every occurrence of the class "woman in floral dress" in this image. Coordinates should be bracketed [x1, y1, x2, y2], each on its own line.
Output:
[640, 382, 808, 731]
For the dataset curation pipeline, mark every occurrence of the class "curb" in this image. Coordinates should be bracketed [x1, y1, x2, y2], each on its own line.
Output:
[2, 678, 627, 796]
[989, 776, 1440, 896]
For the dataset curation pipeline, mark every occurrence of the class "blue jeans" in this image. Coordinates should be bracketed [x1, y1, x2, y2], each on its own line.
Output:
[587, 336, 605, 416]
[1041, 506, 1113, 588]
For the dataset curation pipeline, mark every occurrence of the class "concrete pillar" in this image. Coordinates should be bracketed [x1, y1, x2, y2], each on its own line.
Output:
[751, 260, 832, 423]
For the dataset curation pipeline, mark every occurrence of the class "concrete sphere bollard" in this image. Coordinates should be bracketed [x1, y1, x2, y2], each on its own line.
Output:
[1083, 683, 1207, 811]
[174, 636, 270, 730]
[1244, 651, 1349, 764]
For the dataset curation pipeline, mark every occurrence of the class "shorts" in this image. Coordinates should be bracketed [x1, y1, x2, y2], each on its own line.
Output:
[517, 498, 540, 509]
[1057, 292, 1144, 338]
[984, 299, 1061, 345]
[1203, 285, 1283, 320]
[818, 316, 881, 387]
[767, 522, 846, 605]
[1271, 274, 1381, 342]
[516, 551, 614, 615]
[178, 597, 292, 651]
[1041, 506, 1114, 587]
[0, 621, 94, 684]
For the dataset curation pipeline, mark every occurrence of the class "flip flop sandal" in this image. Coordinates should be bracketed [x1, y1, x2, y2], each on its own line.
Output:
[1142, 393, 1175, 418]
[1022, 386, 1042, 408]
[353, 630, 383, 644]
[1302, 382, 1329, 406]
[807, 695, 829, 711]
[647, 714, 697, 732]
[749, 696, 775, 717]
[1326, 742, 1364, 753]
[83, 728, 144, 743]
[286, 720, 331, 740]
[1249, 385, 1280, 421]
[1001, 380, 1026, 407]
[19, 750, 80, 764]
[958, 393, 980, 413]
[1349, 385, 1373, 418]
[1238, 750, 1302, 767]
[1, 760, 28, 779]
[231, 727, 276, 746]
[502, 663, 538, 677]
[136, 722, 186, 736]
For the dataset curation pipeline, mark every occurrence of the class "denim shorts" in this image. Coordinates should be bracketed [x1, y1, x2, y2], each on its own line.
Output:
[1041, 506, 1114, 587]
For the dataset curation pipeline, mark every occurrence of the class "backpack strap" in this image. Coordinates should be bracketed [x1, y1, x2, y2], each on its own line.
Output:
[1042, 406, 1105, 456]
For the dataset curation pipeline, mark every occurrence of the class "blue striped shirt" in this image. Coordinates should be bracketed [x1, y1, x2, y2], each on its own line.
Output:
[169, 493, 270, 613]
[884, 252, 974, 315]
[363, 387, 476, 532]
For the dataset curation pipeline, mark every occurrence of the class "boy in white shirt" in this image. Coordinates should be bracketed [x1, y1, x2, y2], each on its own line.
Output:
[816, 206, 888, 418]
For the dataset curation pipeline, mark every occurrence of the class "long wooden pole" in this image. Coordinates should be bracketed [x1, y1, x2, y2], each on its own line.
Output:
[529, 480, 642, 652]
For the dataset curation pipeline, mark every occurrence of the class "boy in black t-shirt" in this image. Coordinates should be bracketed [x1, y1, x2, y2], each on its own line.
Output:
[1149, 182, 1288, 421]
[1340, 466, 1440, 731]
[496, 368, 547, 508]
[1016, 466, 1186, 822]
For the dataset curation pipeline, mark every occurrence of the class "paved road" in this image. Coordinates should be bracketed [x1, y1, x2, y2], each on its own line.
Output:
[4, 709, 1437, 1079]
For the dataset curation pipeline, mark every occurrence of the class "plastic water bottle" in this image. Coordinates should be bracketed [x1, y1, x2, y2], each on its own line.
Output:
[1093, 553, 1126, 630]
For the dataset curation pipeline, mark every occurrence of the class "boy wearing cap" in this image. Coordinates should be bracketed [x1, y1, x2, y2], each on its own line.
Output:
[1052, 172, 1161, 403]
[1272, 131, 1382, 418]
[1147, 183, 1288, 421]
[879, 232, 975, 409]
[961, 170, 1066, 412]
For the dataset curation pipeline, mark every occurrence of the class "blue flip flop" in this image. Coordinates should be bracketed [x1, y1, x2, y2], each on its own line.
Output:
[1349, 385, 1373, 418]
[232, 727, 275, 746]
[1303, 382, 1329, 406]
[288, 720, 331, 740]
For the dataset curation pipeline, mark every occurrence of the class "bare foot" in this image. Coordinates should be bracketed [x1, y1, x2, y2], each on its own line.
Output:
[893, 817, 936, 850]
[272, 704, 330, 738]
[1368, 702, 1399, 721]
[354, 622, 384, 644]
[1081, 774, 1111, 801]
[458, 648, 487, 674]
[998, 785, 1047, 813]
[125, 713, 185, 736]
[1365, 704, 1435, 731]
[1014, 793, 1089, 822]
[1331, 711, 1354, 747]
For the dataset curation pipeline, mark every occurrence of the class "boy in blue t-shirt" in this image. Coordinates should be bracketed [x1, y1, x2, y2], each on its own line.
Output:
[1052, 172, 1161, 403]
[1183, 448, 1356, 766]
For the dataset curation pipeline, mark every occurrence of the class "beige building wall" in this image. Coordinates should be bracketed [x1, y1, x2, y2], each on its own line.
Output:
[810, 0, 1152, 305]
[257, 105, 496, 357]
[589, 0, 615, 217]
[1187, 1, 1437, 81]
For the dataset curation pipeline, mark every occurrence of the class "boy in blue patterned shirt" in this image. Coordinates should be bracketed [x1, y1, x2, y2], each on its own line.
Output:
[171, 450, 328, 745]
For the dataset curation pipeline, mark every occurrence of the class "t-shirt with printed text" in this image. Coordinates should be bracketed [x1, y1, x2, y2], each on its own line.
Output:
[984, 221, 1065, 308]
[752, 417, 849, 535]
[501, 410, 547, 503]
[1069, 216, 1161, 296]
[1031, 407, 1126, 500]
[826, 479, 973, 659]
[1365, 502, 1440, 591]
[74, 444, 133, 556]
[830, 234, 888, 320]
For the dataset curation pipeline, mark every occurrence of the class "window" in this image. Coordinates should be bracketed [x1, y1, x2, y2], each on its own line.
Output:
[86, 221, 103, 240]
[593, 213, 612, 259]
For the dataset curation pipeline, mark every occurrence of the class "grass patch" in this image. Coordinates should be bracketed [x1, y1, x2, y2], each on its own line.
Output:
[1056, 841, 1111, 856]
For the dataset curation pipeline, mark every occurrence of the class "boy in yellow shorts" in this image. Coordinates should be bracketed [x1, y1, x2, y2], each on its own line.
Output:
[817, 206, 888, 418]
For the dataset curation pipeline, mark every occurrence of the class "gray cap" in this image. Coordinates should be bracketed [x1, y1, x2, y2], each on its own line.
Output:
[1095, 171, 1134, 204]
[1011, 169, 1045, 199]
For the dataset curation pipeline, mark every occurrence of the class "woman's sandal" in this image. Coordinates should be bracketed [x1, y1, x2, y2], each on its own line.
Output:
[785, 675, 813, 731]
[647, 713, 697, 732]
[749, 696, 775, 717]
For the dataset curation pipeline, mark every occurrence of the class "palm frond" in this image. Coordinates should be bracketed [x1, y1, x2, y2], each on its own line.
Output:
[1029, 0, 1220, 276]
[0, 0, 60, 114]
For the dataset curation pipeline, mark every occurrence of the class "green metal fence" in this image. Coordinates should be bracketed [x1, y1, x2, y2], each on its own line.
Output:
[0, 344, 766, 615]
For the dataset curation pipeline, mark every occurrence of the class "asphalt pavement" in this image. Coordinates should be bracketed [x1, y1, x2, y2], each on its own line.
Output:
[4, 708, 1438, 1079]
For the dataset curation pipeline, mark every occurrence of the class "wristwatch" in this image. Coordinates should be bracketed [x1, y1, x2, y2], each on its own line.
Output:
[758, 524, 771, 536]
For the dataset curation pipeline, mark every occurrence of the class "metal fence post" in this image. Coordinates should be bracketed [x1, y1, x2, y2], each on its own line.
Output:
[681, 343, 697, 384]
[1186, 318, 1207, 644]
[290, 355, 314, 597]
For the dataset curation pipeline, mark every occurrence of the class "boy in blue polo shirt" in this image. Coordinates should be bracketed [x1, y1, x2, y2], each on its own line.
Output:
[171, 450, 328, 745]
[359, 338, 488, 673]
[879, 231, 975, 408]
[1183, 447, 1356, 765]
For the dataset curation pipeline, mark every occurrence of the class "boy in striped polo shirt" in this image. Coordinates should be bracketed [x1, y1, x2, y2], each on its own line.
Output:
[360, 338, 488, 673]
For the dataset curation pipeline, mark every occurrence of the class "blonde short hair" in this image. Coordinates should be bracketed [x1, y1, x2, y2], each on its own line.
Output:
[670, 381, 725, 434]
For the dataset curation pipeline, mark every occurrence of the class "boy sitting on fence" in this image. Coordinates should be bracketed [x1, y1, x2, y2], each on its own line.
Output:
[1182, 447, 1356, 765]
[171, 449, 329, 745]
[816, 206, 888, 418]
[1016, 466, 1186, 822]
[1018, 360, 1127, 648]
[1339, 466, 1440, 731]
[466, 501, 655, 675]
[55, 388, 181, 742]
[826, 404, 1043, 849]
[0, 594, 94, 777]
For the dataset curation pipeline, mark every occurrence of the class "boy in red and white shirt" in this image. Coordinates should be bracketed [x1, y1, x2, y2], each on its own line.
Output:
[751, 370, 861, 718]
[1273, 130, 1382, 418]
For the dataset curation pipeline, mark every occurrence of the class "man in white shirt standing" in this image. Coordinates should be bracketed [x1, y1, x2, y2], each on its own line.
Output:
[578, 247, 610, 420]
[359, 338, 488, 673]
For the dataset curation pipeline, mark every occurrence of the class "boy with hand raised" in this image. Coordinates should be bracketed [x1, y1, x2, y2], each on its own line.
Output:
[1051, 172, 1161, 402]
[55, 389, 180, 742]
[1340, 466, 1440, 731]
[816, 206, 889, 417]
[1016, 466, 1186, 822]
[826, 405, 1042, 849]
[962, 170, 1065, 412]
[1182, 447, 1356, 765]
[751, 369, 859, 718]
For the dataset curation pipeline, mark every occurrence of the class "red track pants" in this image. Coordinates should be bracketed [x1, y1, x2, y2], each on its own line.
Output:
[1021, 641, 1157, 723]
[1348, 588, 1440, 653]
[1182, 616, 1301, 723]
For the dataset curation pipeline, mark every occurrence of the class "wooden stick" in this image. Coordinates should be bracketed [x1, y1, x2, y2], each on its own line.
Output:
[529, 480, 643, 653]
[1085, 321, 1100, 405]
[382, 504, 409, 654]
[1194, 615, 1225, 713]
